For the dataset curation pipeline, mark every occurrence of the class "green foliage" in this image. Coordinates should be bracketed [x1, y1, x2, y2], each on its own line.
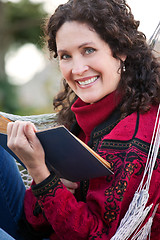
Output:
[0, 0, 48, 113]
[5, 0, 47, 48]
[0, 76, 20, 113]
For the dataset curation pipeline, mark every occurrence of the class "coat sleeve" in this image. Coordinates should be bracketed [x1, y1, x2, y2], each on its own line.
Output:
[23, 181, 55, 238]
[24, 173, 114, 240]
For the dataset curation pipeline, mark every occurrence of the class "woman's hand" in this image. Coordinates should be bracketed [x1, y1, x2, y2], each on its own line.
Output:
[7, 121, 78, 191]
[7, 120, 50, 184]
[60, 178, 78, 194]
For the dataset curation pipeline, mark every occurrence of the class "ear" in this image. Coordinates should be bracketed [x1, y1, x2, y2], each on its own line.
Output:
[118, 54, 127, 62]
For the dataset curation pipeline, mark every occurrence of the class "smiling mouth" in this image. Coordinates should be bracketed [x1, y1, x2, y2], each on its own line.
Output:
[77, 76, 99, 86]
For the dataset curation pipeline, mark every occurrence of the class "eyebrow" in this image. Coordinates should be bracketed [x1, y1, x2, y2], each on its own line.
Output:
[78, 42, 94, 48]
[57, 42, 95, 54]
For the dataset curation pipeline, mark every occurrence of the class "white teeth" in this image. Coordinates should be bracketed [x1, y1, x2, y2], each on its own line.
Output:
[78, 76, 98, 85]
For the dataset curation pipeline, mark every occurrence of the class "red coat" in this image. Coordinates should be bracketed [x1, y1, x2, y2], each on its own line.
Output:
[24, 94, 160, 239]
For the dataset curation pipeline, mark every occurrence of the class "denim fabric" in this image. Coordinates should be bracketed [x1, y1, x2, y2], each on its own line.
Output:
[0, 145, 26, 240]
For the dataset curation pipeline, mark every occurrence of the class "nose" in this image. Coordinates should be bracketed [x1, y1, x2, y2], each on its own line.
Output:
[71, 59, 89, 75]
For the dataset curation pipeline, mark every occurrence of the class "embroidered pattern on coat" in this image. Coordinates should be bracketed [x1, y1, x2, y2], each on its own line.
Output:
[89, 137, 160, 239]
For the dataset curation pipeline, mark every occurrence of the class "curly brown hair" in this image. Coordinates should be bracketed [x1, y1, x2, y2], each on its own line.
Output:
[45, 0, 160, 128]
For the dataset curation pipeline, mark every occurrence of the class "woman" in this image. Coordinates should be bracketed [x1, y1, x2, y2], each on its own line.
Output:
[2, 0, 160, 239]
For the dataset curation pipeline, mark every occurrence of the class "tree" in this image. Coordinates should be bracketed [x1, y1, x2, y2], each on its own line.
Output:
[0, 0, 47, 112]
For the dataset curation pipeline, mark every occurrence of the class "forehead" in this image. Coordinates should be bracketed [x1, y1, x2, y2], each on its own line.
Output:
[56, 21, 104, 50]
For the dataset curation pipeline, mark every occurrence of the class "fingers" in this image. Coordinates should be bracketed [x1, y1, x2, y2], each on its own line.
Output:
[7, 120, 36, 151]
[67, 188, 76, 194]
[24, 122, 37, 144]
[7, 121, 23, 150]
[7, 120, 47, 182]
[7, 121, 21, 140]
[60, 178, 78, 194]
[61, 178, 78, 189]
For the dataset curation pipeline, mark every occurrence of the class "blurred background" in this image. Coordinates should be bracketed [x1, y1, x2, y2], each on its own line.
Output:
[0, 0, 160, 116]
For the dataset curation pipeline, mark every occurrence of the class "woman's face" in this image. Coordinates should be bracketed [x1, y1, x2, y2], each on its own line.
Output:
[56, 21, 125, 103]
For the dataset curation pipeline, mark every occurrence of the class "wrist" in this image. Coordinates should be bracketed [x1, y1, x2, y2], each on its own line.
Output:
[31, 172, 61, 198]
[28, 165, 50, 184]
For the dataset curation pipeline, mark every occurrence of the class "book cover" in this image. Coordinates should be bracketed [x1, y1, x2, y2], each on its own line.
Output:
[0, 115, 113, 181]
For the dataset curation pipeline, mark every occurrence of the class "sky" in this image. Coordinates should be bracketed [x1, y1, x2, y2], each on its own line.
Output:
[5, 0, 160, 85]
[127, 0, 160, 39]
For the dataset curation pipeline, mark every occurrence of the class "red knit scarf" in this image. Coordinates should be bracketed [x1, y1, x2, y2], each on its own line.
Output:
[71, 91, 121, 143]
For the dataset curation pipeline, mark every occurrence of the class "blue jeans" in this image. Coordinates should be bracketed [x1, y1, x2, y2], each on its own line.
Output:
[0, 145, 26, 240]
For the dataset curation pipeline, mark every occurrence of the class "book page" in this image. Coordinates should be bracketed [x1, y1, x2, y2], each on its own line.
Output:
[0, 115, 11, 134]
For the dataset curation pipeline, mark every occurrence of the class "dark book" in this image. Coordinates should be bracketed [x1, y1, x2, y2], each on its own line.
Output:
[0, 114, 113, 181]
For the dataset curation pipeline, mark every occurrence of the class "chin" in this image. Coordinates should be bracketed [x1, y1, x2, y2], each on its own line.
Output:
[81, 98, 100, 104]
[79, 93, 104, 104]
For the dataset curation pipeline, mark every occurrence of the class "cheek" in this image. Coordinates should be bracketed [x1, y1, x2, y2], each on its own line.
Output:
[106, 60, 121, 79]
[59, 66, 65, 78]
[59, 63, 68, 79]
